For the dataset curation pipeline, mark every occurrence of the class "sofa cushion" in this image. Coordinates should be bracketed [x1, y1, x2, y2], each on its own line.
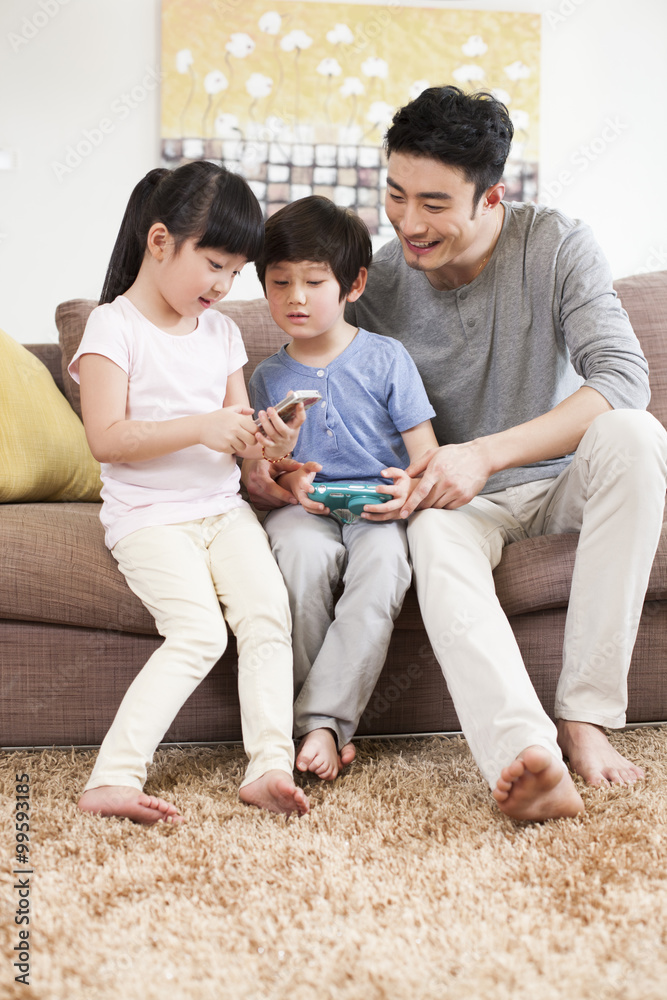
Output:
[0, 328, 101, 503]
[494, 523, 667, 615]
[0, 503, 156, 634]
[55, 298, 97, 419]
[215, 298, 286, 389]
[614, 269, 667, 430]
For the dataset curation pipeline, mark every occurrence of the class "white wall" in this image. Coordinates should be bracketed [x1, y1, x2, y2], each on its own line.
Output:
[1, 0, 666, 342]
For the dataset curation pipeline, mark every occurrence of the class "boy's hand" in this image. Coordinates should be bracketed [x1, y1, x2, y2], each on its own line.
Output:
[254, 392, 306, 461]
[200, 405, 257, 454]
[277, 462, 327, 514]
[360, 468, 418, 521]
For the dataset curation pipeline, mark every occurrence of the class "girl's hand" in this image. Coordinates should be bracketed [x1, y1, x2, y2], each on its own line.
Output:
[254, 393, 306, 461]
[200, 405, 257, 454]
[360, 468, 418, 522]
[277, 462, 326, 514]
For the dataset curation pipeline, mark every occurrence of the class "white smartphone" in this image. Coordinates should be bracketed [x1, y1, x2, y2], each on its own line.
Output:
[254, 389, 323, 425]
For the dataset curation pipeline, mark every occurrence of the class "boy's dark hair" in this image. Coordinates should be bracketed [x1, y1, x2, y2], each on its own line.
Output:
[385, 85, 514, 208]
[256, 196, 372, 300]
[100, 161, 264, 304]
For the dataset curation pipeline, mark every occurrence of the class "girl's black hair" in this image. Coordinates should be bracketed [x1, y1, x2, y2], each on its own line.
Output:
[100, 161, 264, 304]
[256, 196, 372, 300]
[385, 85, 514, 208]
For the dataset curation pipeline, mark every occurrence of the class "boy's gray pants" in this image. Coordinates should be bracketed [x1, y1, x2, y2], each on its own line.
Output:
[263, 504, 412, 748]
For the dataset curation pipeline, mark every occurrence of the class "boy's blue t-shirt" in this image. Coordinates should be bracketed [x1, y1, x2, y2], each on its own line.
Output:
[248, 327, 436, 484]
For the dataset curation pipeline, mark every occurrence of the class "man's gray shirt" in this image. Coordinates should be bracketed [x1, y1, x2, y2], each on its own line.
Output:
[347, 201, 650, 493]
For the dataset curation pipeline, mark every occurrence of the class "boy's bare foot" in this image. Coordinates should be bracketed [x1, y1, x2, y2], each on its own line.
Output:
[295, 729, 340, 780]
[557, 719, 645, 786]
[240, 769, 309, 816]
[78, 786, 185, 825]
[492, 745, 585, 821]
[340, 742, 356, 767]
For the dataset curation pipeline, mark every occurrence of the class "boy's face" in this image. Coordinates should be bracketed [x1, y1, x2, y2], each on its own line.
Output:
[263, 260, 349, 342]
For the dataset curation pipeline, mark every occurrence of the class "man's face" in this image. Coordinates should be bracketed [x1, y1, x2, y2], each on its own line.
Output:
[384, 152, 486, 278]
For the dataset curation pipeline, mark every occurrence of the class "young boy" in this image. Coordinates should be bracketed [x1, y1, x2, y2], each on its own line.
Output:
[248, 196, 438, 780]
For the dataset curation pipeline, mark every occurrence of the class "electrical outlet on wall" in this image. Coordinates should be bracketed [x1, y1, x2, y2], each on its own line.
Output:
[0, 150, 17, 170]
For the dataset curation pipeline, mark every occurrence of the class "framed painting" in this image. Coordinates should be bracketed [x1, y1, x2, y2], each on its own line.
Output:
[161, 0, 540, 233]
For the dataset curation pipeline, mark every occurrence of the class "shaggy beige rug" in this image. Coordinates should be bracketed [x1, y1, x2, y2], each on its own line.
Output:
[2, 729, 667, 1000]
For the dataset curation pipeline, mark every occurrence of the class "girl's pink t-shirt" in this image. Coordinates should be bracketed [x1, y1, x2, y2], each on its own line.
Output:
[69, 295, 249, 549]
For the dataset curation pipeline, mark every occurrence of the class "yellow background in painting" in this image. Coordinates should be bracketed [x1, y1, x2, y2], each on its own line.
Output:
[161, 0, 539, 159]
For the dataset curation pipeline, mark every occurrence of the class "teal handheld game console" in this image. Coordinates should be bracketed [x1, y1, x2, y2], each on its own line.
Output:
[311, 481, 391, 517]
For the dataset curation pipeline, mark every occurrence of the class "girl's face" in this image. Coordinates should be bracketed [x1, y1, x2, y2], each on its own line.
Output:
[158, 237, 247, 317]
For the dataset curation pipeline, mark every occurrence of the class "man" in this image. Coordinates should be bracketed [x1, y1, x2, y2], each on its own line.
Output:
[245, 86, 667, 821]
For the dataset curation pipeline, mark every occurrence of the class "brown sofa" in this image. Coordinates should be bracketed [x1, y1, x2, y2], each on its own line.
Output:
[2, 270, 667, 748]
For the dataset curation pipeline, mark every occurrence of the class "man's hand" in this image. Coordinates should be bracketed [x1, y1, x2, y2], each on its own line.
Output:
[399, 440, 493, 516]
[241, 457, 303, 509]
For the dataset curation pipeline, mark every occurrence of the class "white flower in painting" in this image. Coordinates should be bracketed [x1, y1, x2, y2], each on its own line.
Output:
[246, 73, 273, 99]
[409, 79, 430, 100]
[226, 33, 255, 59]
[492, 87, 512, 106]
[452, 64, 485, 83]
[511, 109, 530, 131]
[361, 57, 388, 79]
[327, 23, 354, 45]
[176, 49, 193, 74]
[504, 60, 531, 81]
[259, 11, 281, 35]
[214, 113, 240, 138]
[204, 70, 228, 95]
[281, 30, 313, 52]
[462, 35, 487, 58]
[366, 101, 394, 126]
[340, 76, 364, 98]
[317, 58, 342, 77]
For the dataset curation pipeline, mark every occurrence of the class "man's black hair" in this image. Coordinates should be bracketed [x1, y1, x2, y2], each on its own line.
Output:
[385, 85, 514, 207]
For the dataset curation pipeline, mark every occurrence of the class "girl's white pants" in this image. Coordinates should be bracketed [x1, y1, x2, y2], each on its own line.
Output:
[84, 507, 295, 792]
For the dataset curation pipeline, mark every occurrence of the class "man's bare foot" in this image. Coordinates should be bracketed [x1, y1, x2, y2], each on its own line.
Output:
[557, 719, 645, 786]
[492, 745, 584, 821]
[78, 786, 185, 825]
[295, 729, 340, 780]
[240, 769, 309, 816]
[340, 742, 356, 767]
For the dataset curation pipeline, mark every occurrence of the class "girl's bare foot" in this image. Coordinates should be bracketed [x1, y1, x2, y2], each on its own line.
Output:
[78, 786, 185, 825]
[557, 719, 645, 785]
[295, 729, 340, 780]
[240, 769, 309, 815]
[492, 745, 584, 821]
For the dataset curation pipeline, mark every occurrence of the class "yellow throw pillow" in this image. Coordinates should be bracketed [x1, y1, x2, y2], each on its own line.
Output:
[0, 328, 101, 502]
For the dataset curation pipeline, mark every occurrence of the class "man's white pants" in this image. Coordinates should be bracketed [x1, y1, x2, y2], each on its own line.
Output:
[407, 410, 667, 787]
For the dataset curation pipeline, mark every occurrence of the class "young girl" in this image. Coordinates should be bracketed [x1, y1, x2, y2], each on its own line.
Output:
[69, 161, 309, 824]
